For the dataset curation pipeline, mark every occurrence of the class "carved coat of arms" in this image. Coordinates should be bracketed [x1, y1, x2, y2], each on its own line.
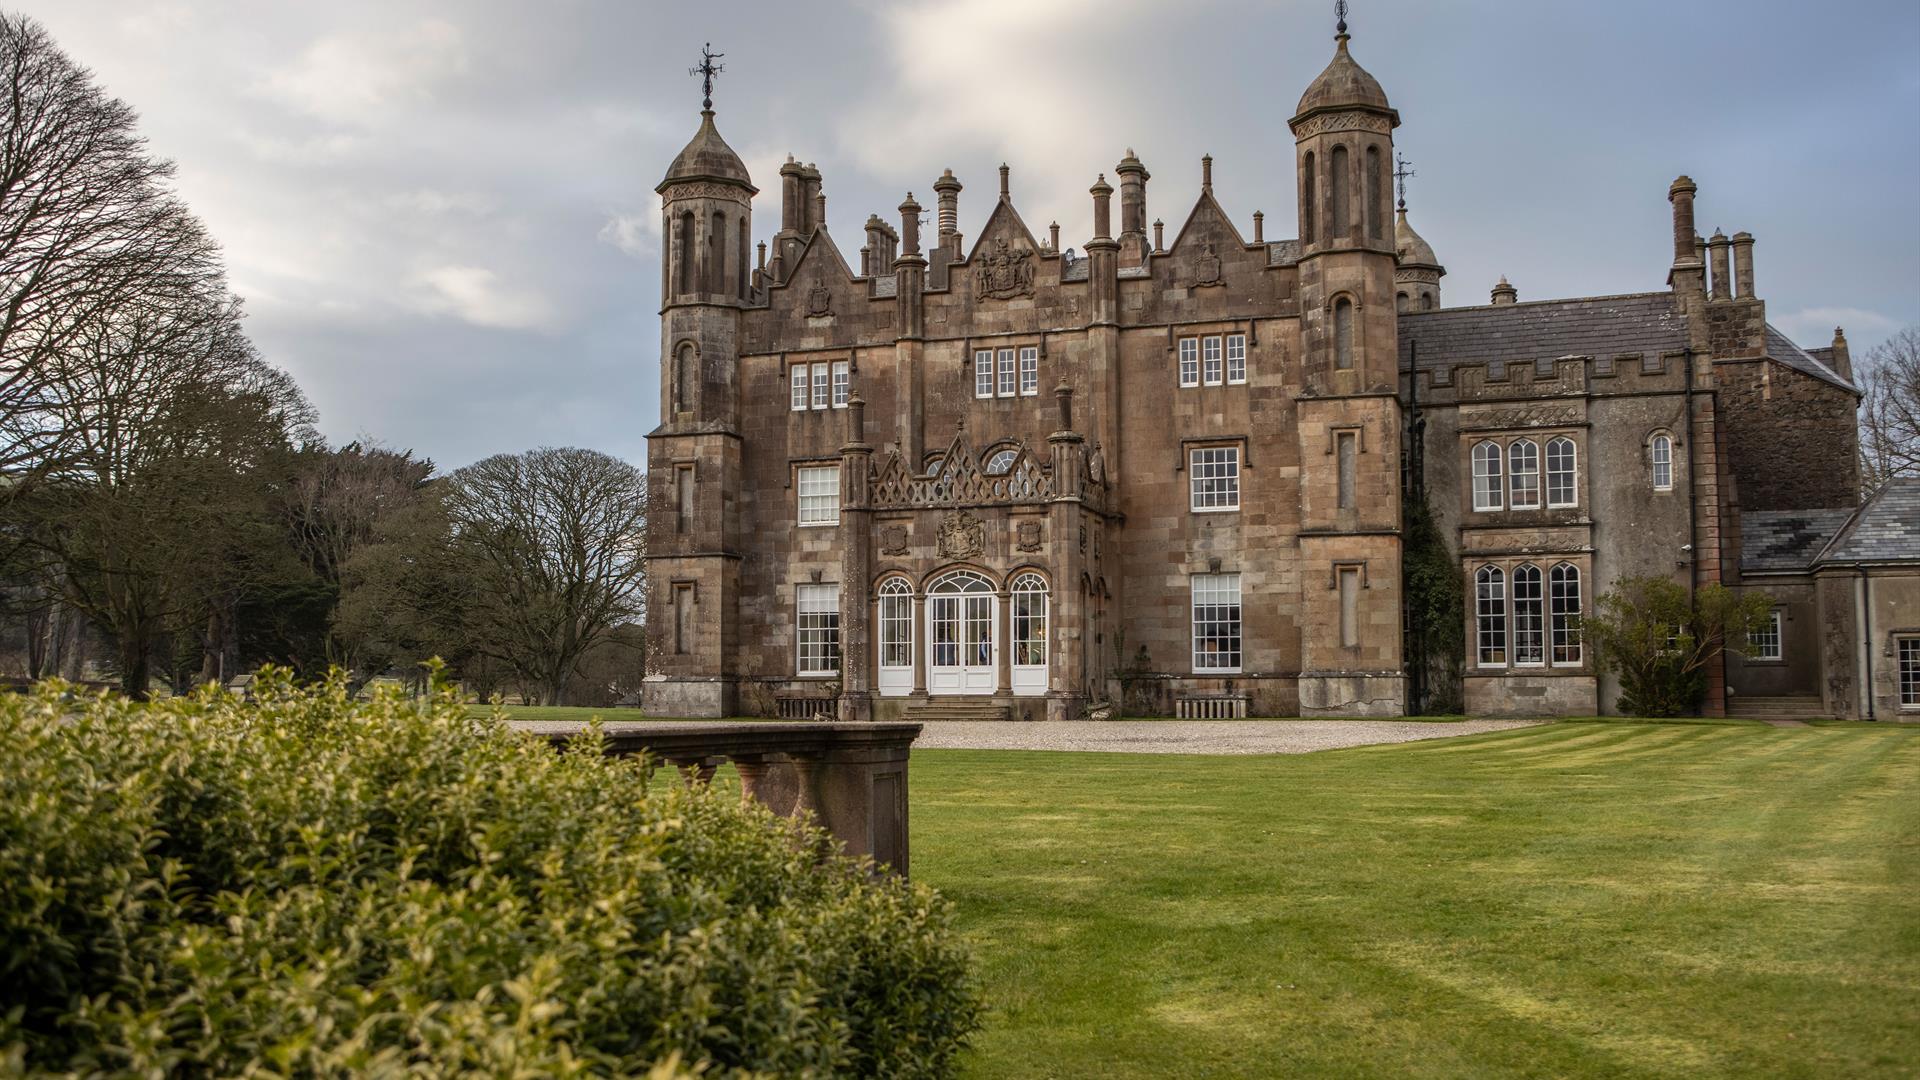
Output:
[806, 282, 833, 318]
[937, 510, 986, 559]
[1193, 239, 1222, 287]
[1016, 520, 1043, 552]
[880, 524, 909, 556]
[973, 238, 1036, 300]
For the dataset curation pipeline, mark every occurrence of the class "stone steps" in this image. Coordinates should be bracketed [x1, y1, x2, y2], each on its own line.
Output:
[903, 699, 1013, 723]
[1726, 695, 1831, 720]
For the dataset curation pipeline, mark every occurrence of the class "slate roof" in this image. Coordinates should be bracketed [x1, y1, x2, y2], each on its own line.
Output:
[1815, 477, 1920, 565]
[1398, 292, 1687, 372]
[1740, 509, 1857, 573]
[1765, 324, 1855, 392]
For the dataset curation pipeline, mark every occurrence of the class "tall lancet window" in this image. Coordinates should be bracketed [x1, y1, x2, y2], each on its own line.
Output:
[677, 211, 694, 294]
[1302, 152, 1316, 244]
[1330, 145, 1350, 238]
[674, 344, 696, 413]
[1365, 147, 1383, 241]
[738, 218, 750, 298]
[1333, 297, 1355, 371]
[709, 211, 725, 293]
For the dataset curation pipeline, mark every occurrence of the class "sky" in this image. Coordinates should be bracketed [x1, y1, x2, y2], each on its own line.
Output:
[22, 0, 1920, 472]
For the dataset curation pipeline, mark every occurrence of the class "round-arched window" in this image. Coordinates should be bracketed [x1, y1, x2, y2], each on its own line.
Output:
[984, 447, 1019, 475]
[1010, 573, 1048, 667]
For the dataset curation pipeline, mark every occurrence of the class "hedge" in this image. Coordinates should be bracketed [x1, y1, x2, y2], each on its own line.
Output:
[0, 670, 979, 1077]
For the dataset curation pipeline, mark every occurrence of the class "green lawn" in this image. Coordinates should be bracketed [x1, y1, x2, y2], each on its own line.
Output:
[914, 722, 1920, 1078]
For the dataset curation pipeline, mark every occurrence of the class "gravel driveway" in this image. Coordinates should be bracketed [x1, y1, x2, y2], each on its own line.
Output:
[911, 718, 1543, 754]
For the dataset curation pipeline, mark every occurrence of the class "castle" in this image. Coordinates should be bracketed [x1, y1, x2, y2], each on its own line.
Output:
[642, 18, 1920, 722]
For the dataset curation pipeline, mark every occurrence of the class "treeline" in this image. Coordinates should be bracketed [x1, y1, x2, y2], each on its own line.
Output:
[0, 14, 647, 704]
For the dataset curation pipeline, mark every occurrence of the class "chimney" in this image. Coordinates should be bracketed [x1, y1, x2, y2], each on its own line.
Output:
[1116, 149, 1149, 239]
[1201, 154, 1213, 192]
[898, 192, 922, 257]
[998, 162, 1010, 202]
[1831, 327, 1852, 382]
[865, 214, 892, 274]
[859, 245, 870, 275]
[801, 163, 822, 234]
[934, 169, 962, 248]
[1707, 229, 1731, 300]
[1668, 176, 1698, 267]
[1491, 276, 1517, 305]
[1153, 219, 1164, 253]
[779, 155, 804, 234]
[1253, 210, 1265, 243]
[1731, 231, 1755, 299]
[1048, 221, 1060, 251]
[1091, 174, 1113, 241]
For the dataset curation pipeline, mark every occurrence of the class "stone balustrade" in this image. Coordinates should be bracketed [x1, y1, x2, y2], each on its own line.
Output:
[522, 720, 921, 875]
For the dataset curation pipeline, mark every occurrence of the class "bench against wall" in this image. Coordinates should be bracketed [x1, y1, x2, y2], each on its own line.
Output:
[530, 721, 922, 876]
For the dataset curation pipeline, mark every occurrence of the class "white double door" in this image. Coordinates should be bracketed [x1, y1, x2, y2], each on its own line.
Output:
[929, 591, 997, 695]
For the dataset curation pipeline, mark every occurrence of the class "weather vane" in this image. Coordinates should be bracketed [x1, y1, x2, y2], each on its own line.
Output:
[691, 43, 724, 111]
[1335, 0, 1348, 36]
[1394, 152, 1415, 211]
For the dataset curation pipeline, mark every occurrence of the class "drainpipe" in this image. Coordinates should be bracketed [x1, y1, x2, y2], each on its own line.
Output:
[1858, 567, 1875, 721]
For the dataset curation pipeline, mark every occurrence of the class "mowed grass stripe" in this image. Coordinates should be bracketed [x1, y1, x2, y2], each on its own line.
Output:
[916, 722, 1920, 1078]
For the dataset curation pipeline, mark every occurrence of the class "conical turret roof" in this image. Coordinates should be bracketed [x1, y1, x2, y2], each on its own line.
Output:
[1294, 34, 1394, 121]
[1395, 207, 1441, 269]
[657, 110, 756, 194]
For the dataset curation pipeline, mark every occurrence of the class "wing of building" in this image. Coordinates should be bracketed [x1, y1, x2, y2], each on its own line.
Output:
[642, 18, 1920, 723]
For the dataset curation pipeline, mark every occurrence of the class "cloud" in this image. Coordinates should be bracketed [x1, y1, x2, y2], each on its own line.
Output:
[598, 207, 661, 259]
[412, 265, 555, 331]
[1773, 306, 1901, 347]
[258, 18, 468, 124]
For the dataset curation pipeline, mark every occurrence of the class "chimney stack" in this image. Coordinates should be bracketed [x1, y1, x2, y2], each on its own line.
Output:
[1153, 219, 1164, 253]
[898, 192, 922, 258]
[1731, 231, 1755, 299]
[1668, 176, 1699, 267]
[1116, 150, 1149, 239]
[801, 163, 822, 234]
[1831, 327, 1852, 382]
[1091, 174, 1113, 241]
[1253, 210, 1264, 243]
[934, 169, 962, 250]
[1707, 229, 1731, 300]
[1491, 276, 1517, 305]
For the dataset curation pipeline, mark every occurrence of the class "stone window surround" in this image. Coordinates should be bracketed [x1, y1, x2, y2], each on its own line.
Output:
[1463, 430, 1584, 516]
[1746, 608, 1784, 663]
[972, 343, 1041, 400]
[1647, 429, 1677, 492]
[794, 463, 840, 527]
[1187, 443, 1243, 513]
[790, 357, 851, 412]
[1175, 329, 1252, 388]
[1896, 634, 1920, 709]
[1191, 571, 1243, 675]
[1469, 555, 1590, 672]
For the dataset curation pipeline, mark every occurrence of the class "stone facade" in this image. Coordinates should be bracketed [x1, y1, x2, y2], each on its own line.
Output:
[642, 20, 1885, 721]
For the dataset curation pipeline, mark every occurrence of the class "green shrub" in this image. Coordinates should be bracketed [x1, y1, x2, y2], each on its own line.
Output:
[0, 670, 979, 1077]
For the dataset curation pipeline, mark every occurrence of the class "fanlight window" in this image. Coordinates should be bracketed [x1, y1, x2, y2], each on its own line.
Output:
[931, 571, 994, 595]
[984, 447, 1019, 475]
[921, 453, 945, 477]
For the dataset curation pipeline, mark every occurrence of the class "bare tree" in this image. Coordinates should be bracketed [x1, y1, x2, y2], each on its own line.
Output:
[0, 14, 219, 489]
[15, 290, 312, 698]
[1858, 325, 1920, 495]
[441, 447, 647, 705]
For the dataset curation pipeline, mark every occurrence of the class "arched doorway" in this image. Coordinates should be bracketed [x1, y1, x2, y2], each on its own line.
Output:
[928, 570, 996, 695]
[876, 577, 913, 697]
[1010, 572, 1048, 696]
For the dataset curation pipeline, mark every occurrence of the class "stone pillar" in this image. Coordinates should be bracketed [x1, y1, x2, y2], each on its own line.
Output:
[839, 394, 874, 722]
[911, 592, 929, 697]
[1731, 231, 1754, 299]
[896, 193, 927, 466]
[1707, 230, 1732, 301]
[995, 588, 1013, 696]
[1047, 381, 1088, 721]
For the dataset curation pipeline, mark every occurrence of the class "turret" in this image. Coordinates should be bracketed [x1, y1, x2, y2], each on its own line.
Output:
[1289, 13, 1399, 386]
[1393, 205, 1445, 311]
[656, 104, 756, 423]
